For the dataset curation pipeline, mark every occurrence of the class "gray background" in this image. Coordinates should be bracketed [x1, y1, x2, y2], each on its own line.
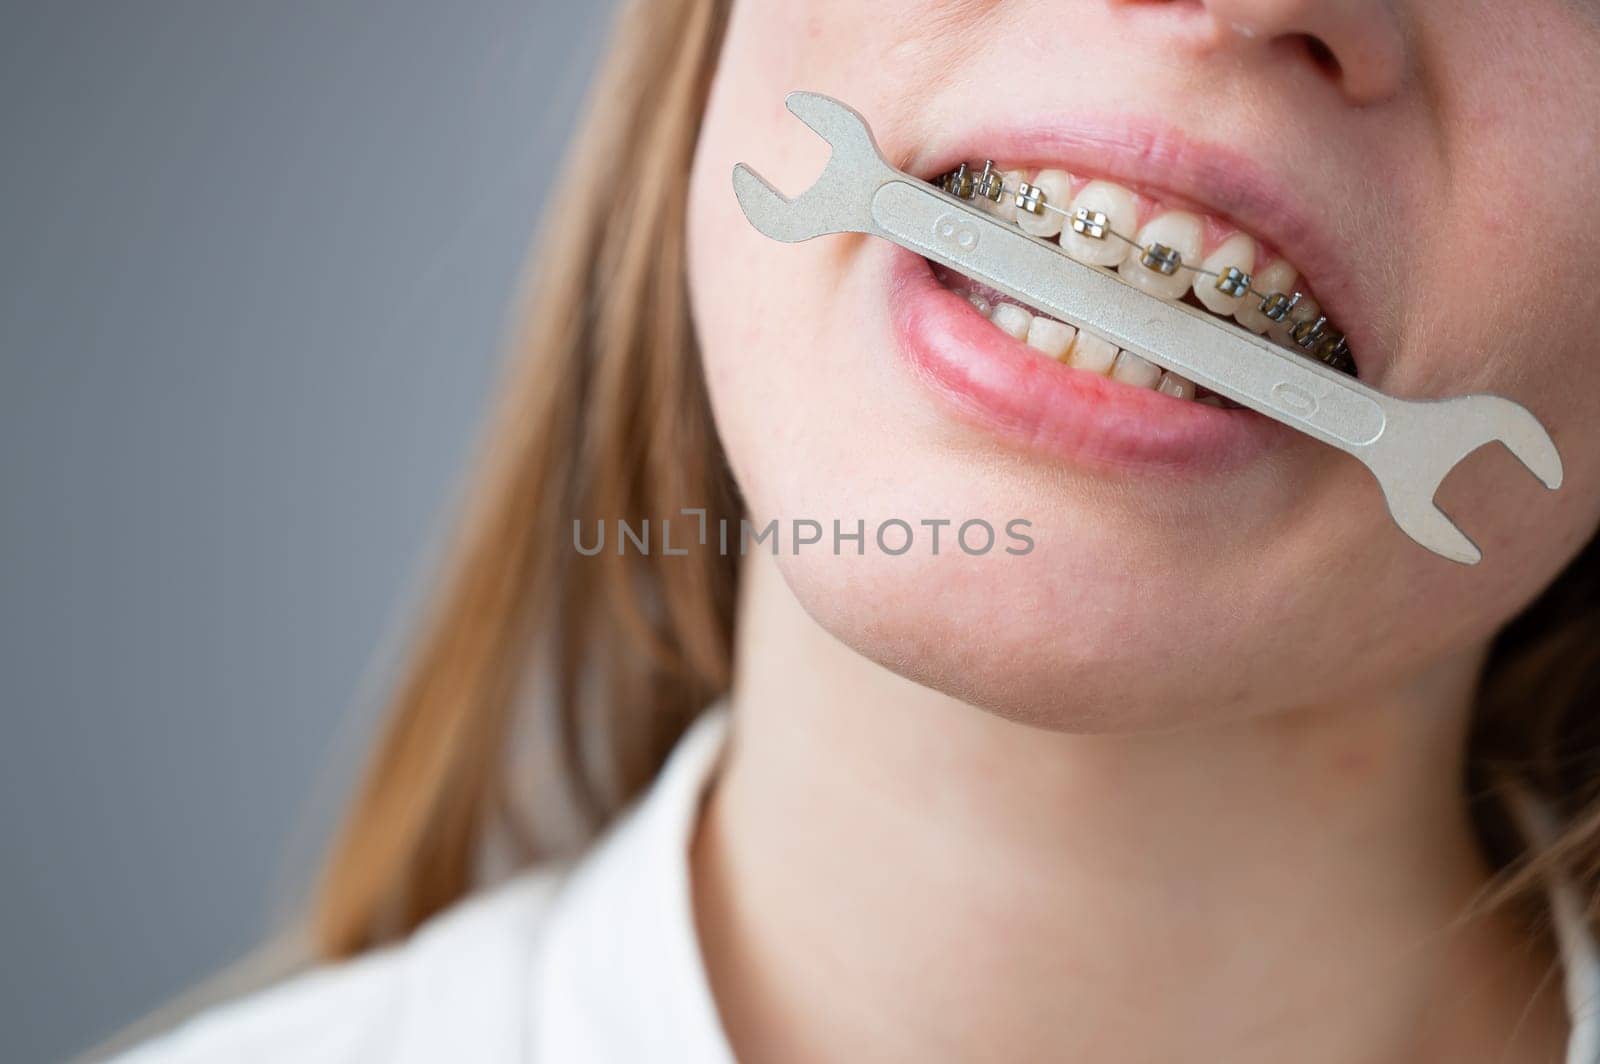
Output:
[1, 3, 615, 1058]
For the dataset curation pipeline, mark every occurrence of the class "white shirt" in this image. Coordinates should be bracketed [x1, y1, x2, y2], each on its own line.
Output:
[123, 710, 1600, 1064]
[123, 712, 736, 1063]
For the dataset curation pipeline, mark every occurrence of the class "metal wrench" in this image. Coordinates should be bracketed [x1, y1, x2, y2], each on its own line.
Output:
[731, 92, 1564, 565]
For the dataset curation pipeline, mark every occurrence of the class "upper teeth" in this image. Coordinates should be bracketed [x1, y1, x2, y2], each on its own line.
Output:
[938, 162, 1354, 387]
[1059, 180, 1135, 267]
[1119, 211, 1203, 301]
[1193, 233, 1255, 317]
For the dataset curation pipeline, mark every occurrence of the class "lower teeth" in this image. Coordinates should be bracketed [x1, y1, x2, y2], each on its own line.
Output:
[942, 265, 1247, 408]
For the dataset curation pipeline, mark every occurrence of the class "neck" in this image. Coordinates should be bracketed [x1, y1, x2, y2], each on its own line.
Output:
[692, 552, 1565, 1064]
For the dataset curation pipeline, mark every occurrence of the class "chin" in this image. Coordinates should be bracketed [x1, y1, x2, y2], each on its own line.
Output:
[765, 503, 1282, 734]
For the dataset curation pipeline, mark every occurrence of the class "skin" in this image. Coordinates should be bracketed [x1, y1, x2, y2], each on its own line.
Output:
[682, 2, 1600, 1060]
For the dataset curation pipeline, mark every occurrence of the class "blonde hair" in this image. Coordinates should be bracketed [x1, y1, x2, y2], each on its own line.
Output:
[313, 0, 737, 956]
[313, 0, 1600, 958]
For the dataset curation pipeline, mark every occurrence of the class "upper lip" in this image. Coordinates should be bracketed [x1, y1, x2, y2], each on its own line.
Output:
[905, 113, 1374, 377]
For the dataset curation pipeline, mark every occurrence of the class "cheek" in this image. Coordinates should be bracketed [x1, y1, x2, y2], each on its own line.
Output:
[686, 17, 923, 527]
[686, 0, 999, 522]
[1390, 34, 1600, 595]
[687, 123, 839, 518]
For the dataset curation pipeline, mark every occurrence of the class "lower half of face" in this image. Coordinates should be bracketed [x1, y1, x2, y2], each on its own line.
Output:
[685, 0, 1600, 730]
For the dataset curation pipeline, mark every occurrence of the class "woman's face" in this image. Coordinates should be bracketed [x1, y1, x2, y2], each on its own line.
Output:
[686, 0, 1600, 728]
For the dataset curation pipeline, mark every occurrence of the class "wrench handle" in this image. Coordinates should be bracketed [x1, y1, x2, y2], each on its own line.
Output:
[870, 180, 1388, 450]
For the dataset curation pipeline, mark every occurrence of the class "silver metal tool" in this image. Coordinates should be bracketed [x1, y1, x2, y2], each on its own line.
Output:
[731, 91, 1564, 565]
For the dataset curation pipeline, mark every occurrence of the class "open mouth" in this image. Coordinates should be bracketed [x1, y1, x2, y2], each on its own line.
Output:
[921, 162, 1356, 409]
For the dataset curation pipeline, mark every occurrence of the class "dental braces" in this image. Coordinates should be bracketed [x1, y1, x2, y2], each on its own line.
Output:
[937, 160, 1355, 375]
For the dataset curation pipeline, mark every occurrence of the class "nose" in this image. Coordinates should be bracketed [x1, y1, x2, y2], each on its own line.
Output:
[1197, 0, 1407, 106]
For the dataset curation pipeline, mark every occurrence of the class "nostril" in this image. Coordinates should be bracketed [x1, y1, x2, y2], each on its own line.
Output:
[1196, 2, 1404, 105]
[1295, 34, 1342, 81]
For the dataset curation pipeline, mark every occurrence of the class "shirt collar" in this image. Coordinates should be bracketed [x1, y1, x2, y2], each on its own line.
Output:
[528, 709, 1600, 1064]
[532, 710, 735, 1063]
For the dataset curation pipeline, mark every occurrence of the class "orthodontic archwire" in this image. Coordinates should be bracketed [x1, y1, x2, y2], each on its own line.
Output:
[937, 160, 1355, 375]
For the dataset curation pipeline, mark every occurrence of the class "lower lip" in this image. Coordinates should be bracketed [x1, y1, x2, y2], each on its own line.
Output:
[887, 248, 1290, 474]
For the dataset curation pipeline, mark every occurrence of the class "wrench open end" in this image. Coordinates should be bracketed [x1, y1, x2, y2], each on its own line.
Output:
[780, 90, 880, 161]
[1383, 495, 1484, 567]
[731, 164, 815, 243]
[732, 92, 892, 245]
[1370, 393, 1564, 566]
[1488, 395, 1565, 492]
